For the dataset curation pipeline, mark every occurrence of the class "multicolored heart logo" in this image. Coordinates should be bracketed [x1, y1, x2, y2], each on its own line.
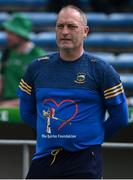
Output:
[43, 98, 78, 130]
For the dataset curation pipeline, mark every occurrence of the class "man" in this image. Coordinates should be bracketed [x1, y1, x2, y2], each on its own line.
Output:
[18, 5, 128, 179]
[0, 13, 46, 107]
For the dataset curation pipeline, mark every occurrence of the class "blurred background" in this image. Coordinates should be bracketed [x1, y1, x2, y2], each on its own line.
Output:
[0, 0, 133, 178]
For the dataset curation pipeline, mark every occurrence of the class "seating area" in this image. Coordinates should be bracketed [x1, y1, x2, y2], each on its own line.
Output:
[0, 31, 133, 52]
[0, 0, 132, 12]
[0, 0, 91, 12]
[0, 0, 49, 11]
[0, 12, 133, 32]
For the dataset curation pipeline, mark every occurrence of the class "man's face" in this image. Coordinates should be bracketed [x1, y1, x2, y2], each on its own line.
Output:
[55, 8, 89, 51]
[6, 31, 24, 48]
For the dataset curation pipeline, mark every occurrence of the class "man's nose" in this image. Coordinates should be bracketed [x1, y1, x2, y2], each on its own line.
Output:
[62, 26, 69, 34]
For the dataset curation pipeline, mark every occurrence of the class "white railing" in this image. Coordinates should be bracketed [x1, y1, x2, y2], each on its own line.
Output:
[0, 139, 133, 178]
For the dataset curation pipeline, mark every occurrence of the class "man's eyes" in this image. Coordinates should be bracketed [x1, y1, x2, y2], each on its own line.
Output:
[57, 24, 78, 29]
[68, 25, 78, 29]
[57, 24, 64, 29]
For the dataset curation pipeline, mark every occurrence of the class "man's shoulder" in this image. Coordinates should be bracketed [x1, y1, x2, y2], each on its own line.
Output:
[84, 52, 111, 69]
[28, 52, 58, 69]
[36, 52, 58, 62]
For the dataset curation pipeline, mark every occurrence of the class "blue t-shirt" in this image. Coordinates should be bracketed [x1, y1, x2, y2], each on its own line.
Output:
[18, 52, 126, 159]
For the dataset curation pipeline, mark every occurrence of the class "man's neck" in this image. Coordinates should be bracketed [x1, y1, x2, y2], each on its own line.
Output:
[60, 49, 84, 61]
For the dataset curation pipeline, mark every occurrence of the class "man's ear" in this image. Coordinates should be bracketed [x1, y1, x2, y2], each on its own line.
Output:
[84, 26, 89, 38]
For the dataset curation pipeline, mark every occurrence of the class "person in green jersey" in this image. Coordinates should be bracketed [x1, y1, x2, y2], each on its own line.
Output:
[0, 13, 46, 107]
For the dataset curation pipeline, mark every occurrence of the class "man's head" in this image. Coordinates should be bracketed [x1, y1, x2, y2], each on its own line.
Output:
[55, 5, 89, 53]
[2, 13, 32, 48]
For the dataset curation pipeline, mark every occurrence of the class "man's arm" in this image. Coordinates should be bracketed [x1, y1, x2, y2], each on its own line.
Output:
[104, 101, 128, 140]
[19, 96, 37, 129]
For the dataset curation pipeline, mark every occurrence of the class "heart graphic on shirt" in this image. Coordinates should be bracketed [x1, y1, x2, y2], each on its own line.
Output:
[43, 98, 78, 130]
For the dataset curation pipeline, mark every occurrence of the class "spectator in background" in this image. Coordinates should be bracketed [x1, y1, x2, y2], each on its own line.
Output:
[0, 13, 46, 107]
